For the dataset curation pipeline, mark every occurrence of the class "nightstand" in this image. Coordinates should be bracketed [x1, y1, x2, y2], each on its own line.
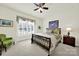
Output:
[63, 35, 75, 47]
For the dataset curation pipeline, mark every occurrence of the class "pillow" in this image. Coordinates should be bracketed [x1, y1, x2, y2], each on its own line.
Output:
[46, 28, 53, 35]
[51, 28, 61, 40]
[53, 34, 62, 40]
[51, 28, 61, 34]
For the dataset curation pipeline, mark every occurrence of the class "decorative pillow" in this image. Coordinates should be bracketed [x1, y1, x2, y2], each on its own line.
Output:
[51, 28, 61, 34]
[51, 28, 61, 40]
[53, 34, 62, 40]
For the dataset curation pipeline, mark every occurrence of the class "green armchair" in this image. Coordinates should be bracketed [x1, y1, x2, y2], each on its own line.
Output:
[0, 40, 2, 55]
[0, 34, 13, 52]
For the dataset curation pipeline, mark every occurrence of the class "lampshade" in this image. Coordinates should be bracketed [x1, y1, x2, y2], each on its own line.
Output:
[66, 27, 72, 32]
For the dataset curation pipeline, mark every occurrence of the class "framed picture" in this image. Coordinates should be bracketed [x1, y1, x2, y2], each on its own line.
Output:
[0, 19, 13, 27]
[49, 20, 59, 29]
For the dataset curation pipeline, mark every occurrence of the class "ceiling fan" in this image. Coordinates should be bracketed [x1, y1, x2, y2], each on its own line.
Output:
[34, 3, 48, 13]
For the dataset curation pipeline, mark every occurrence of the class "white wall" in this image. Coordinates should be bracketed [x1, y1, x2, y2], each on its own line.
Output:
[0, 5, 43, 42]
[43, 4, 79, 46]
[0, 4, 79, 46]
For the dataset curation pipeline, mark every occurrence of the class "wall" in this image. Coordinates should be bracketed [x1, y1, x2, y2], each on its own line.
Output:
[0, 5, 43, 42]
[42, 4, 79, 46]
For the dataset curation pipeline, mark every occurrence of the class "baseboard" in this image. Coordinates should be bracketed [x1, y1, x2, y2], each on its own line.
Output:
[15, 39, 29, 44]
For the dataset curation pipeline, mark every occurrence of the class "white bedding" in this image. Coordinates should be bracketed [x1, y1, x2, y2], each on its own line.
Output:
[33, 33, 61, 51]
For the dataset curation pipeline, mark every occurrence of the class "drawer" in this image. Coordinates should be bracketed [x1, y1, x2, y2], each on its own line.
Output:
[63, 35, 75, 47]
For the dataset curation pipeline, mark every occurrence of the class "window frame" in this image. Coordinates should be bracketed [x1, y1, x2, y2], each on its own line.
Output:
[16, 16, 35, 36]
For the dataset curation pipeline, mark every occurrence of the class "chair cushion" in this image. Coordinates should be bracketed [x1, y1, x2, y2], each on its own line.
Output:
[0, 34, 6, 41]
[3, 40, 12, 47]
[3, 40, 12, 44]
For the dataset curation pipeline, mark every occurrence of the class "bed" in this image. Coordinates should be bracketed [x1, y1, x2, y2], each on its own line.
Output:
[31, 28, 62, 56]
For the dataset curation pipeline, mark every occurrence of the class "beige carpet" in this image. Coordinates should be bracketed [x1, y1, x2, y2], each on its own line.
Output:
[51, 43, 77, 56]
[2, 40, 79, 56]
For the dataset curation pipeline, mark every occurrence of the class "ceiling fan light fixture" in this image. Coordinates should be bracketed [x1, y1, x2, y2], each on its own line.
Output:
[34, 3, 48, 13]
[39, 8, 43, 11]
[40, 10, 42, 13]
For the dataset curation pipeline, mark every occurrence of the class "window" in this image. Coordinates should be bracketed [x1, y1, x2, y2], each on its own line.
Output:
[17, 16, 34, 36]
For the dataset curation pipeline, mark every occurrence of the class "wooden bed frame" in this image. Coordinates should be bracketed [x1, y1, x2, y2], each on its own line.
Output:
[31, 28, 61, 56]
[31, 34, 52, 56]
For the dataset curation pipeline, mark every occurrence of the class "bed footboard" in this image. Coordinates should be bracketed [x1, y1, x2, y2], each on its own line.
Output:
[31, 34, 51, 56]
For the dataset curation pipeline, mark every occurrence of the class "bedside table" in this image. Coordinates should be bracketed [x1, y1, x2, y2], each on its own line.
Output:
[63, 35, 75, 47]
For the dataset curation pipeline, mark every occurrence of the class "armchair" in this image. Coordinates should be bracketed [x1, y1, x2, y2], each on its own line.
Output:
[0, 34, 13, 52]
[0, 40, 2, 55]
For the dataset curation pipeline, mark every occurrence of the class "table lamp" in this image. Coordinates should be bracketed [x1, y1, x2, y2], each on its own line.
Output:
[66, 27, 71, 36]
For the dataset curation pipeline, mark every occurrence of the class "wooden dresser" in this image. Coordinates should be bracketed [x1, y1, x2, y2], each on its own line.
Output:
[63, 35, 75, 47]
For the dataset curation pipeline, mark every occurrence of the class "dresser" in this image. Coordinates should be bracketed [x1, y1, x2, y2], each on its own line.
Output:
[63, 35, 75, 47]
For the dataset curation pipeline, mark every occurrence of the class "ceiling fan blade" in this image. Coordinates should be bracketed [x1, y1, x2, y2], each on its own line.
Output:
[43, 7, 48, 10]
[34, 8, 39, 11]
[40, 10, 42, 13]
[39, 3, 45, 7]
[41, 3, 45, 6]
[34, 3, 39, 7]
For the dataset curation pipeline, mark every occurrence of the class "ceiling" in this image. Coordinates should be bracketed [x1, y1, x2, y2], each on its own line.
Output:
[0, 3, 79, 19]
